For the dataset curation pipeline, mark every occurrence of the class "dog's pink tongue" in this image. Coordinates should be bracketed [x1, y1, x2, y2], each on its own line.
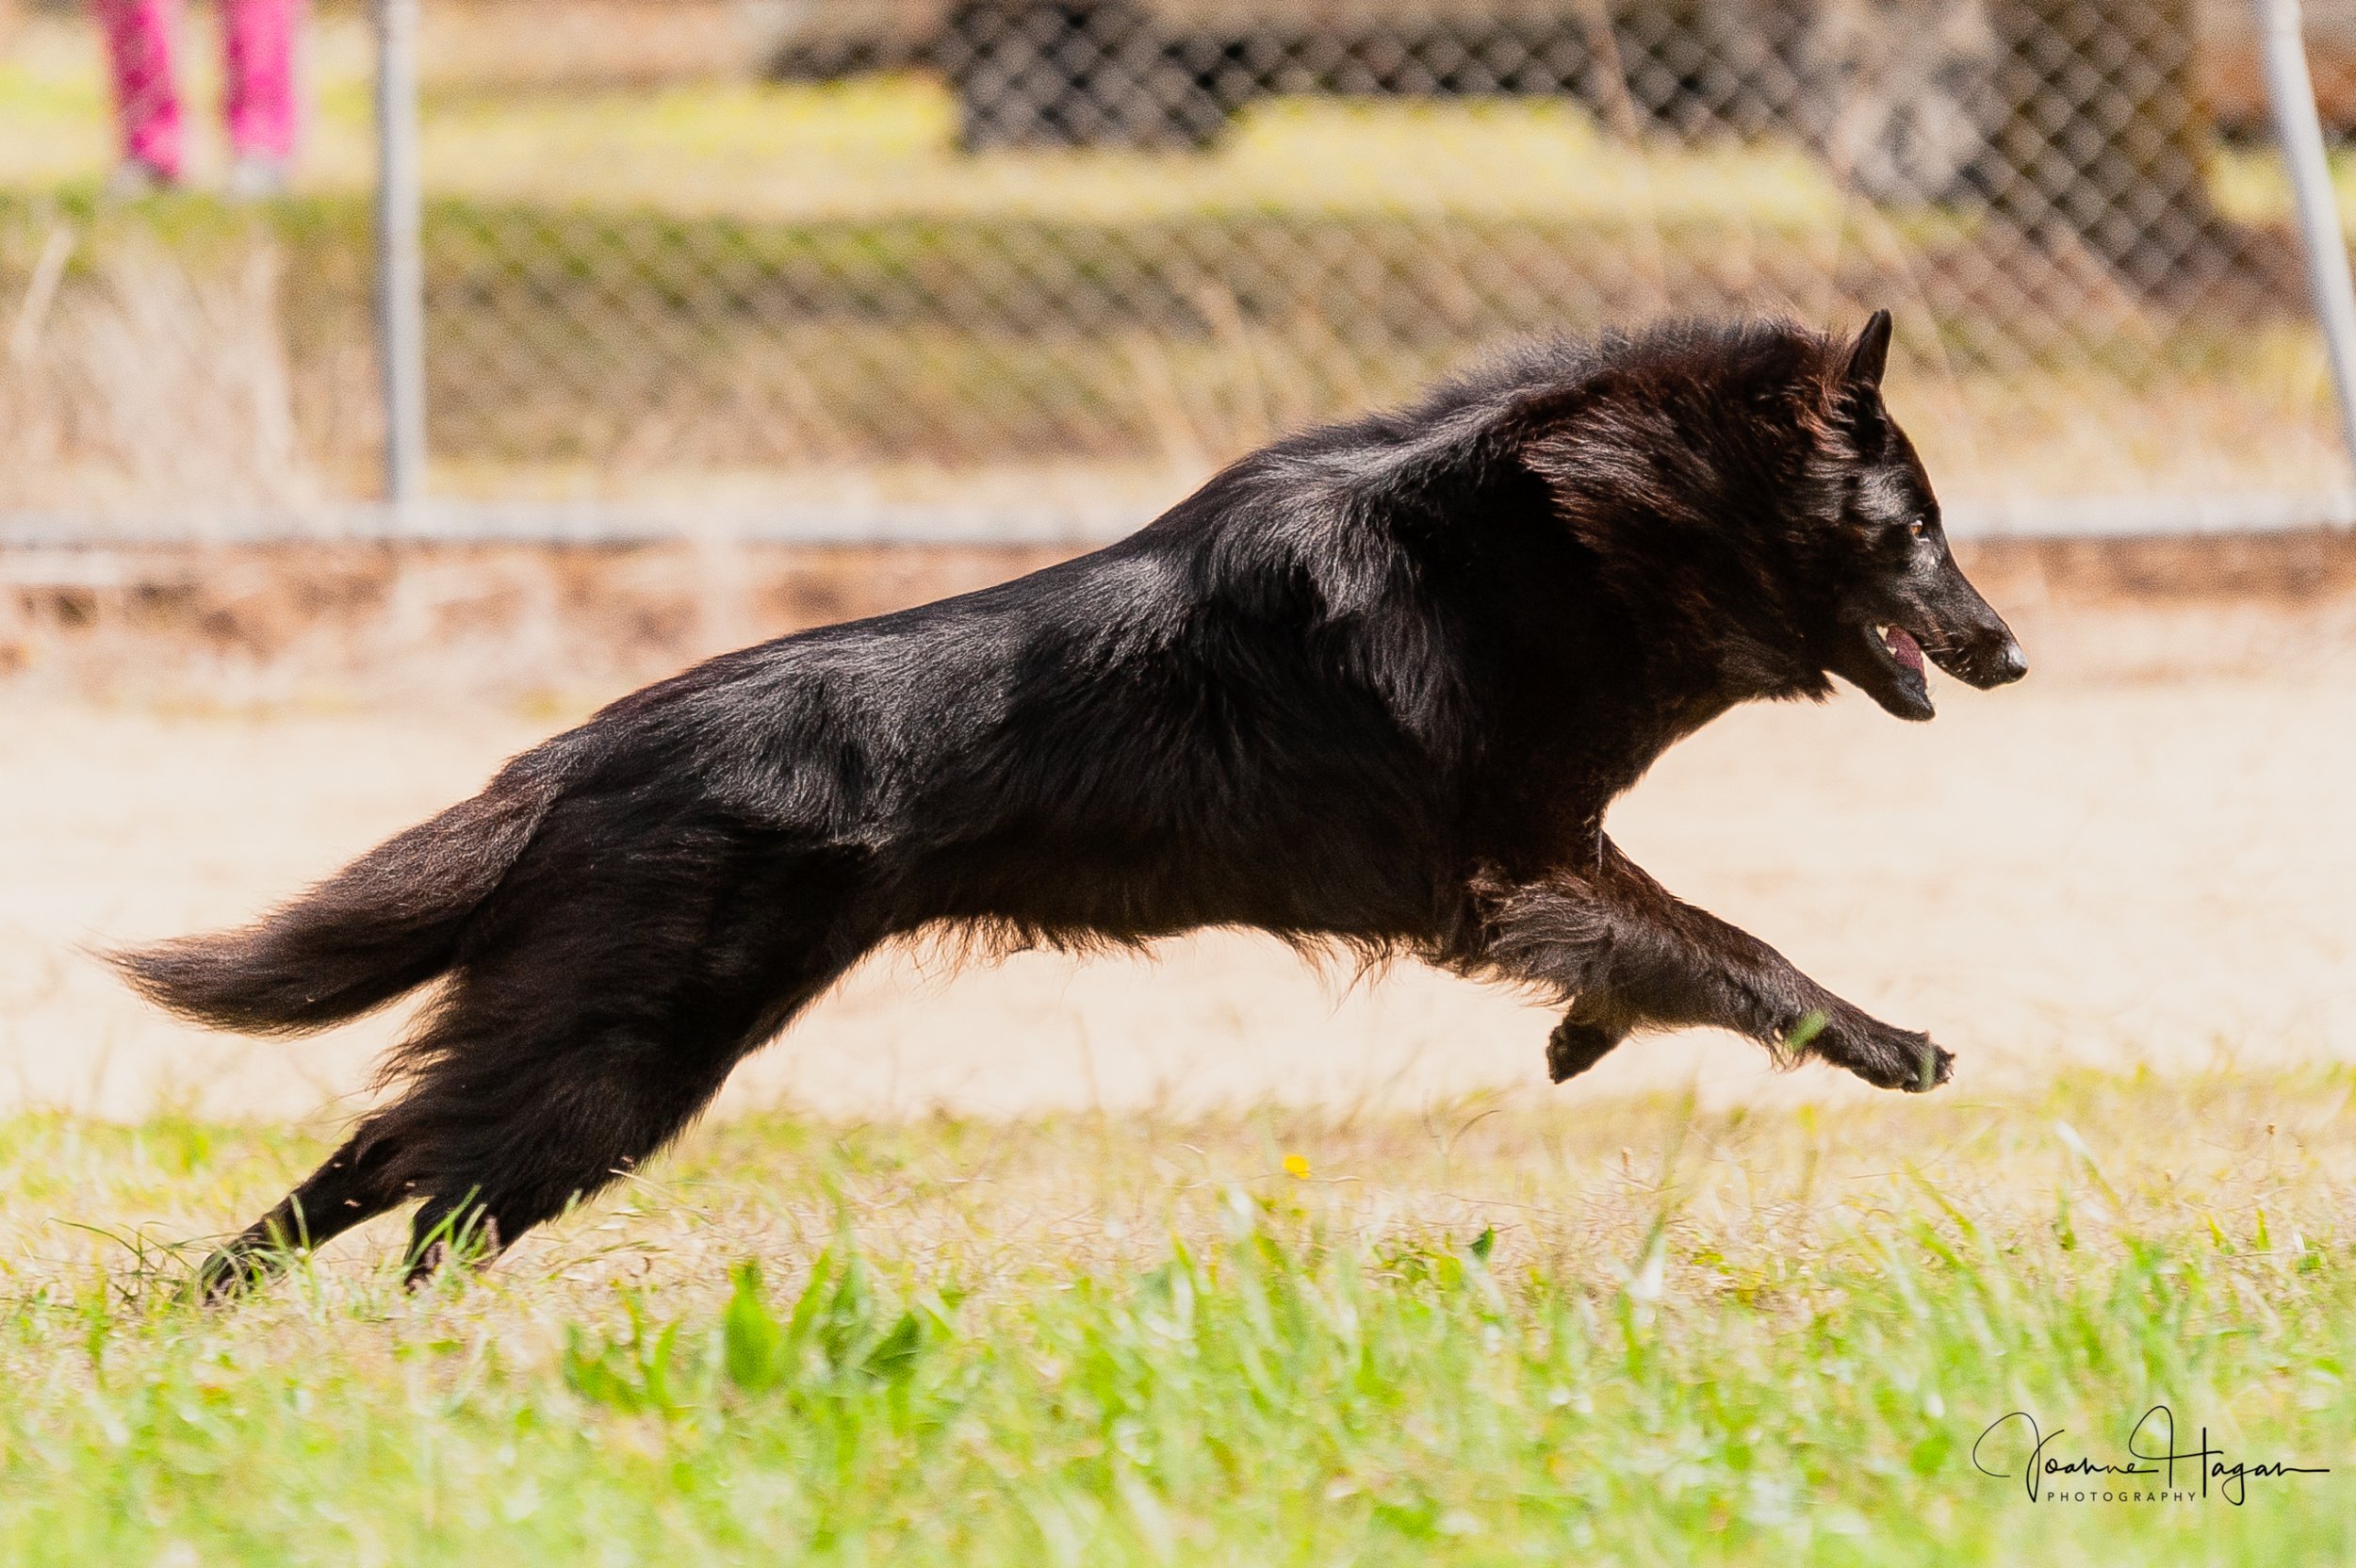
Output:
[1885, 626, 1925, 676]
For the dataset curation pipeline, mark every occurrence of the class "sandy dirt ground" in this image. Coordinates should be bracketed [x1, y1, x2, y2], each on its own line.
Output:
[3, 575, 2352, 1124]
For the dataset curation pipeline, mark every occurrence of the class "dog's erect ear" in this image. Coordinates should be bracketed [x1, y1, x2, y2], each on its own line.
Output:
[1845, 308, 1893, 389]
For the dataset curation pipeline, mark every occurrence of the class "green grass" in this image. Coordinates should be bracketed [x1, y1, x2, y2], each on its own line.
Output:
[3, 1070, 2351, 1561]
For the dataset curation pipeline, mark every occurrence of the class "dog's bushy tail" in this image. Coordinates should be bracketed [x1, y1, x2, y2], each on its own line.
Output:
[110, 755, 569, 1036]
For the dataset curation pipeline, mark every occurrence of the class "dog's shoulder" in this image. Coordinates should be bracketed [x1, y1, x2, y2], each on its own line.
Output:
[1243, 320, 1822, 525]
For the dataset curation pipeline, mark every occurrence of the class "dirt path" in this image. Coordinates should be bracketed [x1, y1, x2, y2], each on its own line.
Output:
[4, 589, 2351, 1121]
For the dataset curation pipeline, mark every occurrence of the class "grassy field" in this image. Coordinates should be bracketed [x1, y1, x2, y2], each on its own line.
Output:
[3, 1069, 2350, 1562]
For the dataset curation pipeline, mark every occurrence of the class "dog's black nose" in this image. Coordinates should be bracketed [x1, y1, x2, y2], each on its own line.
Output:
[1988, 639, 2028, 684]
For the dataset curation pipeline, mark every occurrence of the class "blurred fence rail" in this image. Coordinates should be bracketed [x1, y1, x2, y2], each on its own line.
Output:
[5, 0, 2356, 540]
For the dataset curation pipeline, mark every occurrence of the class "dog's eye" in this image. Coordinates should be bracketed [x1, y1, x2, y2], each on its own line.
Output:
[1906, 517, 1930, 541]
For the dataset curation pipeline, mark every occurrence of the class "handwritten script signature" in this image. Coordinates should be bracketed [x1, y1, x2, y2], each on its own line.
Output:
[1972, 1406, 2330, 1504]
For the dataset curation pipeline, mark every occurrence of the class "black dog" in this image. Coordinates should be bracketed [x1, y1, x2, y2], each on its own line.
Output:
[118, 311, 2025, 1293]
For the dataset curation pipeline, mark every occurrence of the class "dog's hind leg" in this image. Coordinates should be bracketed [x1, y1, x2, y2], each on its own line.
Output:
[195, 1132, 412, 1299]
[374, 832, 878, 1284]
[1465, 836, 1952, 1093]
[385, 1011, 774, 1285]
[194, 819, 880, 1297]
[391, 940, 865, 1284]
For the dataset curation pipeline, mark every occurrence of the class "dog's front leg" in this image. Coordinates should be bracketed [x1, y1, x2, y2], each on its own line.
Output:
[1467, 838, 1953, 1093]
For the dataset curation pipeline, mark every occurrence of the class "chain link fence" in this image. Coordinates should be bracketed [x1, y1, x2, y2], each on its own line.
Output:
[3, 0, 2356, 535]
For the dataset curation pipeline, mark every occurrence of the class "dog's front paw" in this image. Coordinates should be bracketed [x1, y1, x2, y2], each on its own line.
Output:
[1816, 1016, 1953, 1094]
[1546, 1017, 1625, 1084]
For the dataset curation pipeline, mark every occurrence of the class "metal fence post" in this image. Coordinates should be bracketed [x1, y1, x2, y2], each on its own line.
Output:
[2259, 0, 2356, 484]
[374, 0, 427, 518]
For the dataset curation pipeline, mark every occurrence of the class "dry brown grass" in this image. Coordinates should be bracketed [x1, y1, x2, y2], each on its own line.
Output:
[0, 223, 364, 515]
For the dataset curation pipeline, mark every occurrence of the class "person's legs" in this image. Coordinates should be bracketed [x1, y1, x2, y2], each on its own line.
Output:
[222, 0, 300, 166]
[95, 0, 185, 181]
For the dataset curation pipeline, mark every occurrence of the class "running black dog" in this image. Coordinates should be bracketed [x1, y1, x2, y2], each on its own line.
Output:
[120, 310, 2026, 1293]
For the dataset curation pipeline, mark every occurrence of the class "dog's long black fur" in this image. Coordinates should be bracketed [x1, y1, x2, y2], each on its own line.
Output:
[117, 311, 2027, 1293]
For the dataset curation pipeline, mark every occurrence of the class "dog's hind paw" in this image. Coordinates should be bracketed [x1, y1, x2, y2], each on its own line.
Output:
[190, 1245, 275, 1305]
[1546, 1017, 1626, 1084]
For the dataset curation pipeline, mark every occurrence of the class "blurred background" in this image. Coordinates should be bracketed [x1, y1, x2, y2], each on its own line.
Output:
[6, 0, 2356, 523]
[0, 0, 2350, 1122]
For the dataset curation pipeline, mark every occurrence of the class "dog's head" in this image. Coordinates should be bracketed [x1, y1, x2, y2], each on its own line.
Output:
[1802, 310, 2027, 720]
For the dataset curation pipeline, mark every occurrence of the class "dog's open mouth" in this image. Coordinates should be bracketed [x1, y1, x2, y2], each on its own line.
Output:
[1879, 624, 1924, 678]
[1858, 621, 1934, 719]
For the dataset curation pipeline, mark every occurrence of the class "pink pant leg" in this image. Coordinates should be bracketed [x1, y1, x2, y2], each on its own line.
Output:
[222, 0, 301, 160]
[95, 0, 185, 178]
